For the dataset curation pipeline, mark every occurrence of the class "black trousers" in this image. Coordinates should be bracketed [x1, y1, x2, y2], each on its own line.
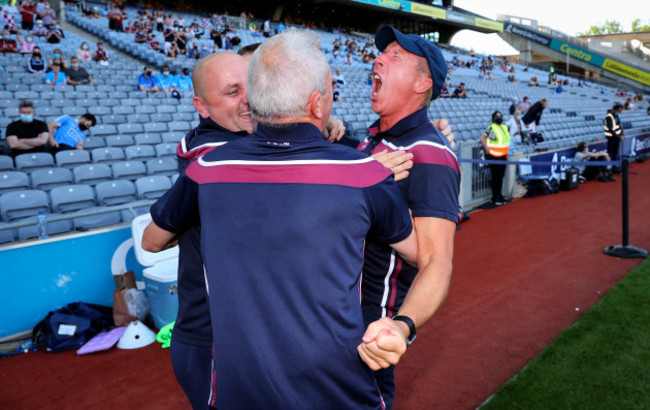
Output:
[607, 137, 620, 162]
[488, 154, 507, 202]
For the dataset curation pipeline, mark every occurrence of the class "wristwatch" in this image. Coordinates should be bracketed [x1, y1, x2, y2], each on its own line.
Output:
[392, 315, 416, 346]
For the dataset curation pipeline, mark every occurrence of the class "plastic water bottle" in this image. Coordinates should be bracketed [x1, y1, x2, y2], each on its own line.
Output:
[37, 211, 48, 240]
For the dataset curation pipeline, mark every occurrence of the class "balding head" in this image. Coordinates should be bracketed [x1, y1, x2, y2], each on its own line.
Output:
[191, 52, 253, 133]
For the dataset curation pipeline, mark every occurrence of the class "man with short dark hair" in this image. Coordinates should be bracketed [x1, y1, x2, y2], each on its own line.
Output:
[156, 64, 176, 93]
[64, 56, 93, 85]
[3, 100, 49, 156]
[452, 82, 467, 98]
[48, 113, 97, 152]
[45, 62, 66, 86]
[137, 65, 160, 92]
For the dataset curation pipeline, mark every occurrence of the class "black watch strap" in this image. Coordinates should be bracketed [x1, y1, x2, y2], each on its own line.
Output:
[392, 315, 416, 346]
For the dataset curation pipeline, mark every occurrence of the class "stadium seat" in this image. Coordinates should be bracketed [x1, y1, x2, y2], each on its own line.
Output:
[135, 134, 162, 146]
[73, 163, 112, 186]
[155, 143, 177, 158]
[0, 171, 30, 195]
[127, 114, 151, 124]
[144, 122, 168, 134]
[0, 155, 14, 171]
[135, 175, 172, 199]
[125, 145, 156, 161]
[102, 114, 128, 125]
[55, 150, 92, 168]
[31, 167, 73, 191]
[135, 105, 157, 115]
[168, 121, 191, 132]
[92, 147, 125, 165]
[15, 153, 55, 172]
[83, 137, 106, 150]
[0, 223, 14, 243]
[16, 218, 73, 241]
[106, 135, 135, 148]
[162, 132, 185, 143]
[50, 184, 121, 230]
[117, 123, 145, 135]
[92, 124, 118, 137]
[112, 106, 136, 115]
[95, 180, 137, 206]
[111, 160, 147, 181]
[172, 112, 195, 122]
[0, 189, 49, 221]
[146, 157, 178, 176]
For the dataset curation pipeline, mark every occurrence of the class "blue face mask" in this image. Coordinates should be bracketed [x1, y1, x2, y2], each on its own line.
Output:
[53, 53, 60, 58]
[20, 114, 33, 123]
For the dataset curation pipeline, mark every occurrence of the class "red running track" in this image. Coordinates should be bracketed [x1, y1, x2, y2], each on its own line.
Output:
[0, 161, 648, 410]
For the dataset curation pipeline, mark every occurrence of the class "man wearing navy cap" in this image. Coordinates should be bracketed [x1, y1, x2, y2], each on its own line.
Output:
[356, 25, 460, 407]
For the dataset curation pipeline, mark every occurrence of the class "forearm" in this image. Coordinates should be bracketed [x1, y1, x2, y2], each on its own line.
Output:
[7, 138, 35, 150]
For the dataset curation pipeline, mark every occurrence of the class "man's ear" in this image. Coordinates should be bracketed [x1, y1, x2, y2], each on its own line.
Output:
[307, 90, 324, 121]
[414, 76, 433, 95]
[192, 96, 209, 119]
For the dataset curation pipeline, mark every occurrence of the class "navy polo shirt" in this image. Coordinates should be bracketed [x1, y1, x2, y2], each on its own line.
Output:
[357, 108, 460, 324]
[151, 122, 412, 409]
[172, 116, 246, 347]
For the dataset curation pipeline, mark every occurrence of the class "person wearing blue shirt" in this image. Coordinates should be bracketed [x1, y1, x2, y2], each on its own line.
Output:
[45, 63, 66, 86]
[48, 113, 97, 152]
[172, 67, 193, 93]
[156, 64, 176, 92]
[137, 65, 161, 92]
[143, 30, 418, 409]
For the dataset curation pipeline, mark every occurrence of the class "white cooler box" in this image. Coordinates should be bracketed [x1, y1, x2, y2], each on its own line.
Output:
[131, 214, 179, 329]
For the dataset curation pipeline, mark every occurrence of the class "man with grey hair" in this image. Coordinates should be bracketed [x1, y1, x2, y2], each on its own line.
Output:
[144, 29, 418, 408]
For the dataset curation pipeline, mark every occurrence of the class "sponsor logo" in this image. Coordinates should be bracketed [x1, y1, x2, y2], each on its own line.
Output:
[378, 0, 404, 10]
[504, 23, 551, 45]
[559, 43, 592, 63]
[602, 59, 650, 86]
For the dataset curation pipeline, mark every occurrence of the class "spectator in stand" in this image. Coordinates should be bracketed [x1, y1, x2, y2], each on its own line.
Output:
[45, 62, 66, 86]
[48, 113, 97, 153]
[508, 97, 519, 115]
[452, 82, 467, 98]
[332, 67, 346, 87]
[574, 142, 614, 182]
[81, 4, 93, 18]
[101, 4, 111, 17]
[521, 98, 548, 133]
[156, 65, 177, 93]
[93, 42, 109, 64]
[32, 19, 48, 36]
[48, 47, 67, 70]
[19, 0, 36, 31]
[624, 97, 634, 110]
[65, 56, 93, 86]
[0, 66, 3, 85]
[137, 65, 161, 93]
[439, 82, 452, 98]
[45, 22, 63, 44]
[3, 100, 49, 157]
[107, 6, 125, 32]
[173, 67, 193, 93]
[17, 32, 36, 54]
[27, 47, 45, 73]
[76, 41, 92, 61]
[187, 42, 200, 59]
[231, 36, 242, 53]
[39, 3, 56, 27]
[520, 96, 531, 113]
[555, 80, 564, 94]
[480, 111, 510, 205]
[0, 28, 18, 53]
[505, 107, 524, 144]
[332, 79, 343, 104]
[262, 19, 271, 37]
[528, 76, 539, 87]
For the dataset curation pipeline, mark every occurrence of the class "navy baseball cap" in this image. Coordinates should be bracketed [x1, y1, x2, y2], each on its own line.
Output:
[375, 25, 447, 100]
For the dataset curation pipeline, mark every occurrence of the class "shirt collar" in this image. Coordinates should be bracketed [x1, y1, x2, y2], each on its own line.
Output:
[255, 122, 323, 142]
[367, 107, 429, 138]
[197, 116, 248, 137]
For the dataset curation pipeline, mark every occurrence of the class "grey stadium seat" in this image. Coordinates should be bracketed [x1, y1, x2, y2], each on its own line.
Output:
[146, 157, 178, 176]
[15, 153, 55, 172]
[112, 106, 135, 115]
[83, 137, 107, 150]
[125, 145, 156, 161]
[135, 175, 172, 199]
[55, 150, 91, 168]
[95, 180, 137, 206]
[50, 184, 121, 230]
[106, 135, 135, 148]
[31, 167, 73, 191]
[135, 134, 162, 146]
[127, 114, 150, 124]
[0, 171, 30, 194]
[73, 163, 112, 186]
[144, 122, 168, 134]
[102, 114, 127, 125]
[92, 147, 125, 165]
[162, 132, 184, 143]
[92, 124, 118, 137]
[0, 189, 49, 221]
[17, 218, 73, 241]
[135, 105, 157, 114]
[117, 123, 144, 135]
[168, 121, 191, 132]
[0, 155, 14, 171]
[111, 160, 147, 181]
[155, 143, 177, 158]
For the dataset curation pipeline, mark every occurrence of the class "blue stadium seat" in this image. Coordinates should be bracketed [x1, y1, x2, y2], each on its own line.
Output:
[172, 112, 195, 122]
[144, 122, 168, 134]
[127, 114, 151, 124]
[111, 160, 147, 181]
[106, 135, 135, 148]
[146, 157, 178, 176]
[92, 124, 118, 137]
[155, 143, 177, 157]
[83, 137, 107, 150]
[95, 180, 137, 206]
[156, 105, 176, 114]
[92, 147, 125, 165]
[0, 155, 14, 171]
[135, 134, 162, 146]
[117, 123, 144, 135]
[168, 121, 191, 132]
[112, 106, 135, 116]
[135, 175, 172, 199]
[73, 163, 113, 186]
[0, 189, 49, 221]
[0, 171, 30, 195]
[50, 184, 121, 230]
[15, 153, 55, 172]
[55, 150, 92, 168]
[31, 167, 73, 191]
[0, 223, 14, 243]
[102, 114, 127, 125]
[162, 132, 185, 143]
[135, 105, 157, 115]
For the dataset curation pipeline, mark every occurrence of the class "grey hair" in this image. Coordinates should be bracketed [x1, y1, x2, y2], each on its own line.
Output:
[248, 28, 330, 124]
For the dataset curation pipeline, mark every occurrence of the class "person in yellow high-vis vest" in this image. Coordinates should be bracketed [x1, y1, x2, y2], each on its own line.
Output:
[480, 111, 511, 205]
